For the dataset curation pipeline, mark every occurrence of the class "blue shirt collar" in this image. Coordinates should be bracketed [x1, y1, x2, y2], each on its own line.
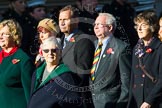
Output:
[65, 29, 78, 41]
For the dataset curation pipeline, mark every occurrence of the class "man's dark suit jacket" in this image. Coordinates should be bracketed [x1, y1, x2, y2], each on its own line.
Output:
[61, 30, 96, 108]
[61, 30, 95, 84]
[90, 36, 132, 108]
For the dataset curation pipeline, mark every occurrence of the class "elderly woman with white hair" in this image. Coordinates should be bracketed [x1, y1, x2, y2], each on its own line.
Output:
[28, 36, 84, 108]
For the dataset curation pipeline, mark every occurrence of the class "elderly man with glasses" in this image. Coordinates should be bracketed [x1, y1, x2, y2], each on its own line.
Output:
[90, 13, 132, 108]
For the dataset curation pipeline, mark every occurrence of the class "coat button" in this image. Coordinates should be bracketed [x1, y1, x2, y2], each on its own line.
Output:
[135, 75, 137, 78]
[141, 84, 143, 86]
[135, 65, 138, 68]
[142, 74, 145, 78]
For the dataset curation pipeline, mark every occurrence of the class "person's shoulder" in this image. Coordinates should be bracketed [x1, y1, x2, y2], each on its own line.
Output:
[75, 30, 96, 41]
[152, 37, 162, 49]
[112, 37, 131, 50]
[11, 48, 35, 66]
[58, 64, 81, 83]
[113, 37, 127, 45]
[58, 70, 81, 84]
[15, 48, 32, 60]
[58, 64, 71, 72]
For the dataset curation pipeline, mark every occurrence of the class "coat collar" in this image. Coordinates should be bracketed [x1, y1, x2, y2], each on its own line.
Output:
[142, 37, 162, 61]
[34, 63, 71, 92]
[0, 46, 18, 63]
[149, 37, 161, 49]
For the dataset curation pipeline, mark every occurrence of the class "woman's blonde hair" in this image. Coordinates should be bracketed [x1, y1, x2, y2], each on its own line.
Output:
[0, 19, 22, 47]
[158, 17, 162, 41]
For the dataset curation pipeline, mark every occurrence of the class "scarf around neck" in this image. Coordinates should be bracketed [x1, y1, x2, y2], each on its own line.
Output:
[135, 37, 154, 58]
[0, 47, 18, 63]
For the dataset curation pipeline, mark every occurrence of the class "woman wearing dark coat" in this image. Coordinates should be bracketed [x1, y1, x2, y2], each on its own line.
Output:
[28, 37, 84, 108]
[128, 10, 162, 108]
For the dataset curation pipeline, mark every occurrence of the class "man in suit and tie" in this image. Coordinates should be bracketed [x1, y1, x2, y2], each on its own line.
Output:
[58, 5, 95, 108]
[90, 13, 132, 108]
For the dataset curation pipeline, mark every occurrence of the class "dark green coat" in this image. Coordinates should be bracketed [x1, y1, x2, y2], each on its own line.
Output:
[0, 49, 35, 108]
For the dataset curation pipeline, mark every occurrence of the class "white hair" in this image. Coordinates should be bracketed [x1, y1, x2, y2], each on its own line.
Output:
[41, 37, 62, 50]
[98, 13, 117, 31]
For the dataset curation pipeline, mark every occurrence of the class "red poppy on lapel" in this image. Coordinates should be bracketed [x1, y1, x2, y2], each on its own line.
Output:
[12, 59, 20, 64]
[146, 48, 152, 53]
[39, 48, 43, 56]
[69, 37, 75, 42]
[107, 48, 114, 54]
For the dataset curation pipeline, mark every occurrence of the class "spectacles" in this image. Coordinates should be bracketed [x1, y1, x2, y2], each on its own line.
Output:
[0, 32, 10, 38]
[134, 23, 149, 30]
[93, 23, 109, 28]
[42, 48, 58, 53]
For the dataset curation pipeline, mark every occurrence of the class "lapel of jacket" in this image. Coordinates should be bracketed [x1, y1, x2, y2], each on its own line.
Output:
[33, 62, 46, 92]
[143, 37, 161, 63]
[95, 37, 117, 80]
[62, 32, 79, 57]
[61, 35, 65, 47]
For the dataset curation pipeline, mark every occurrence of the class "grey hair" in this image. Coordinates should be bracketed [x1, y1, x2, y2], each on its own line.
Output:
[41, 37, 62, 50]
[98, 13, 117, 32]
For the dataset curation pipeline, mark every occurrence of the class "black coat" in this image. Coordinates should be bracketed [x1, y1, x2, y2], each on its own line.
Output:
[61, 30, 96, 108]
[128, 37, 162, 108]
[28, 63, 84, 108]
[61, 30, 95, 85]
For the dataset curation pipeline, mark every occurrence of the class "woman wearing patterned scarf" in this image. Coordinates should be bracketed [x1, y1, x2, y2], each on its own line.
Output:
[128, 10, 162, 108]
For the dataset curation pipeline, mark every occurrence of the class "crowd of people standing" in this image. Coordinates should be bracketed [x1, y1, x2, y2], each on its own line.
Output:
[0, 0, 162, 108]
